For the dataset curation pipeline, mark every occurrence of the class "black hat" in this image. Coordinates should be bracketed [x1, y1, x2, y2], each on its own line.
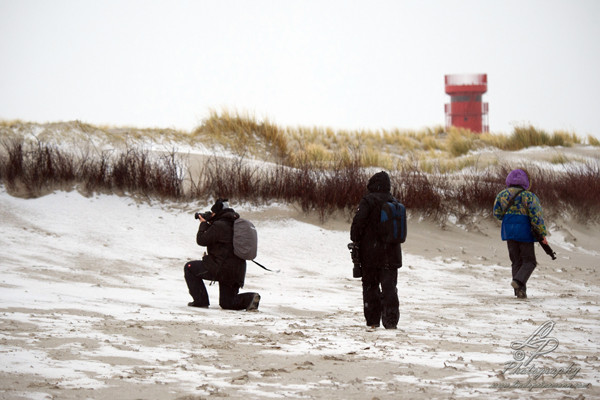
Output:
[367, 171, 391, 193]
[211, 198, 229, 213]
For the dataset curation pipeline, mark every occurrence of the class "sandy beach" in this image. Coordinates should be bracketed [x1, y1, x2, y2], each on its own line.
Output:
[1, 187, 598, 399]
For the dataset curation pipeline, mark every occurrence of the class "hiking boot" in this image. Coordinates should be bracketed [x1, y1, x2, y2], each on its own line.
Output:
[511, 280, 520, 290]
[188, 301, 208, 308]
[511, 280, 527, 299]
[246, 294, 261, 311]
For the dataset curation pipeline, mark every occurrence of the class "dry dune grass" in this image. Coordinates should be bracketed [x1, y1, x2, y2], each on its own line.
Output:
[1, 112, 593, 170]
[1, 112, 599, 222]
[1, 135, 599, 224]
[185, 111, 588, 167]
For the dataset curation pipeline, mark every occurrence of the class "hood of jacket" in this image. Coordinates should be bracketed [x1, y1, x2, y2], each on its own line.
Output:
[211, 208, 239, 223]
[506, 169, 530, 190]
[367, 171, 391, 193]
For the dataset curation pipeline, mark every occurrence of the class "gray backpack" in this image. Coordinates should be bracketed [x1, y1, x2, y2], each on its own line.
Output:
[233, 218, 258, 260]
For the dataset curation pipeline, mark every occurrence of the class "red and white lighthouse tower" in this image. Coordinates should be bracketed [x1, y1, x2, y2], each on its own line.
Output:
[444, 73, 489, 133]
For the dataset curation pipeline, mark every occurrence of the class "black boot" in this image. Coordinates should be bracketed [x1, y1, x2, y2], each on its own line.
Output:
[188, 301, 208, 308]
[246, 294, 261, 311]
[511, 280, 527, 299]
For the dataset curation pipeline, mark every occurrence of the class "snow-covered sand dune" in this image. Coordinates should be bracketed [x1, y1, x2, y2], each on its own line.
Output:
[1, 189, 599, 399]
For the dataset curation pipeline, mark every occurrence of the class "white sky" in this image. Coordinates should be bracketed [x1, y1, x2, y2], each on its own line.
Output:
[1, 0, 599, 137]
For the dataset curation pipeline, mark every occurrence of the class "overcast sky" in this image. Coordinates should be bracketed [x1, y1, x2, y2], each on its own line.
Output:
[1, 0, 599, 137]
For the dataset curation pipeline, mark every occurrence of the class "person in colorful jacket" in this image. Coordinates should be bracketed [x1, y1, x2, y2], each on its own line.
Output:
[493, 169, 548, 299]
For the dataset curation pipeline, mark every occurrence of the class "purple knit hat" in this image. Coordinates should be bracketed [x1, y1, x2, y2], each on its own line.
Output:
[505, 169, 530, 190]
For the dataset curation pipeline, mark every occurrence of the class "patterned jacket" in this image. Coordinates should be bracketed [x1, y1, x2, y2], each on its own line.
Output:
[493, 187, 547, 242]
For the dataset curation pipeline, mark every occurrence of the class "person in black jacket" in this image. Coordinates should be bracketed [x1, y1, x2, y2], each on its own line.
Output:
[184, 199, 260, 311]
[350, 171, 401, 329]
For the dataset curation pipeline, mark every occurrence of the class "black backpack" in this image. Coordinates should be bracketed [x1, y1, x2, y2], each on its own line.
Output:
[377, 200, 407, 244]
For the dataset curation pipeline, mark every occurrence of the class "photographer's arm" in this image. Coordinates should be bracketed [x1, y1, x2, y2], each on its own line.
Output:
[526, 193, 548, 243]
[350, 197, 371, 243]
[196, 215, 217, 247]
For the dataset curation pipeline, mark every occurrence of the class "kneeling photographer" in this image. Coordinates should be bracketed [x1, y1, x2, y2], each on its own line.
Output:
[184, 198, 260, 311]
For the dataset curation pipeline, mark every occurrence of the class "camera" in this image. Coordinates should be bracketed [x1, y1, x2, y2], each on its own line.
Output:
[347, 242, 362, 278]
[194, 211, 212, 221]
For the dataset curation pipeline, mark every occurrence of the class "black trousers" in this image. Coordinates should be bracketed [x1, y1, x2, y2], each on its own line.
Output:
[361, 266, 399, 328]
[507, 240, 537, 290]
[184, 261, 257, 310]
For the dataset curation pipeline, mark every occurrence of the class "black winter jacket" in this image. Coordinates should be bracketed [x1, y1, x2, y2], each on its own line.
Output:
[197, 208, 247, 287]
[350, 172, 402, 269]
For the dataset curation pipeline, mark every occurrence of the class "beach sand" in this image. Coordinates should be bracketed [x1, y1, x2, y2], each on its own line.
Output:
[1, 189, 598, 399]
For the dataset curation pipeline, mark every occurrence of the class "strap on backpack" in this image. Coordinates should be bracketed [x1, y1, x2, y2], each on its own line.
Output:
[252, 259, 275, 272]
[499, 189, 524, 219]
